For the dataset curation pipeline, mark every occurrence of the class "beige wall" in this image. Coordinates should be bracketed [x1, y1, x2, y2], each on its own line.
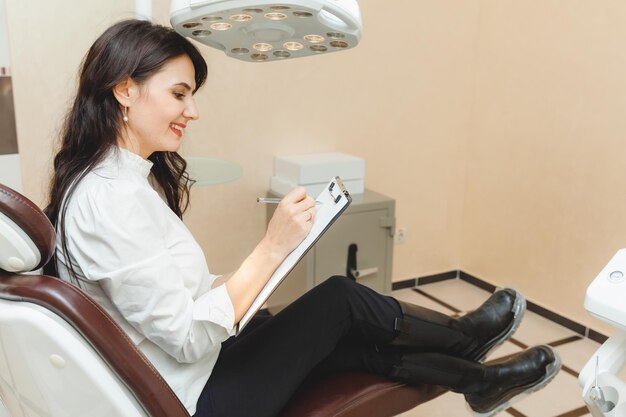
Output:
[461, 0, 626, 334]
[179, 0, 478, 275]
[5, 0, 134, 197]
[338, 1, 478, 279]
[6, 1, 624, 333]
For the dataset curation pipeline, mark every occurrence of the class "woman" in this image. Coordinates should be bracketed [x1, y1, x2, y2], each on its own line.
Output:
[45, 19, 560, 417]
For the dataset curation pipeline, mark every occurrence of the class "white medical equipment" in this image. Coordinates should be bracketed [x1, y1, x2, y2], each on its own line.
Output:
[170, 0, 362, 62]
[580, 249, 626, 416]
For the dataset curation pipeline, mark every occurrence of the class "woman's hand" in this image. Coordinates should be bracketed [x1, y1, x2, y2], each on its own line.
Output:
[223, 187, 316, 323]
[263, 187, 317, 258]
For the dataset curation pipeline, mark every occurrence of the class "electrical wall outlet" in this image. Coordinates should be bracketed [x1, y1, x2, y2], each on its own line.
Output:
[395, 227, 406, 244]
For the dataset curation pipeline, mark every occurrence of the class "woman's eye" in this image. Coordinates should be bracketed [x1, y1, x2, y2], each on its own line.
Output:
[174, 92, 185, 99]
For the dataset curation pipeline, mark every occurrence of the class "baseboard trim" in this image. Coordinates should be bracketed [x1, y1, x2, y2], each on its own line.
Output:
[525, 300, 588, 338]
[391, 271, 458, 291]
[393, 270, 608, 343]
[418, 270, 458, 286]
[391, 279, 417, 291]
[458, 271, 496, 292]
[587, 328, 609, 344]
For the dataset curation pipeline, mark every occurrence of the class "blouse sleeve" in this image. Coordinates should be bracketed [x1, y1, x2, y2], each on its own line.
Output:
[64, 180, 235, 363]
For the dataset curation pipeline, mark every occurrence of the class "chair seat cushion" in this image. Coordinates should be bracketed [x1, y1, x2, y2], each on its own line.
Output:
[280, 372, 446, 417]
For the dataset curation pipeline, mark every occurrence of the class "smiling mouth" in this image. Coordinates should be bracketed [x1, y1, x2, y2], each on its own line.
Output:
[170, 123, 185, 138]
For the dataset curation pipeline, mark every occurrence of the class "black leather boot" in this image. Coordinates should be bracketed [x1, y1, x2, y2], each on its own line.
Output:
[390, 288, 526, 361]
[389, 352, 490, 393]
[465, 345, 561, 417]
[387, 345, 560, 417]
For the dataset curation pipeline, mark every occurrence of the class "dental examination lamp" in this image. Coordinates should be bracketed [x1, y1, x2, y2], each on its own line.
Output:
[170, 0, 363, 62]
[580, 249, 626, 416]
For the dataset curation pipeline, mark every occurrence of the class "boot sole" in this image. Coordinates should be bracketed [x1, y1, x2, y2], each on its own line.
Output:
[472, 288, 526, 362]
[466, 345, 562, 417]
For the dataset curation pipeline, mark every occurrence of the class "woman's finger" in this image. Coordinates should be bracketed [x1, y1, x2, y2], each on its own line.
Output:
[303, 206, 317, 223]
[282, 186, 307, 204]
[293, 194, 316, 212]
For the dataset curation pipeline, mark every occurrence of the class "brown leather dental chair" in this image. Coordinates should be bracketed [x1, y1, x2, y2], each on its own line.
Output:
[0, 183, 444, 417]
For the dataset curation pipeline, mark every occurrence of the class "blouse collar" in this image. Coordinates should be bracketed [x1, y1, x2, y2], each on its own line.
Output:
[97, 146, 154, 179]
[117, 147, 153, 177]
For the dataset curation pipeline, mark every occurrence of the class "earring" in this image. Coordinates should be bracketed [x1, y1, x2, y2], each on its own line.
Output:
[123, 106, 129, 122]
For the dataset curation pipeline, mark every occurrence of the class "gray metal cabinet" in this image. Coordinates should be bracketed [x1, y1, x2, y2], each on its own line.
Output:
[266, 189, 395, 312]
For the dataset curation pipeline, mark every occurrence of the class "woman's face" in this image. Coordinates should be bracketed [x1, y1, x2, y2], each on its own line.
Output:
[121, 55, 199, 159]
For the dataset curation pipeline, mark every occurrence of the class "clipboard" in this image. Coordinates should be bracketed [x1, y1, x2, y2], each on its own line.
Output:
[237, 176, 352, 334]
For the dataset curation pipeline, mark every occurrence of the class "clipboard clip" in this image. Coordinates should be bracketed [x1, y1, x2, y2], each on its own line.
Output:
[329, 177, 347, 204]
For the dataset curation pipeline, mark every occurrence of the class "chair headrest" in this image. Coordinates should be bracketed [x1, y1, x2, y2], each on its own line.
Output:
[0, 184, 55, 273]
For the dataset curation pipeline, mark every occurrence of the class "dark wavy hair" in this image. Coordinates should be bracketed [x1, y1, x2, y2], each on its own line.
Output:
[44, 19, 207, 278]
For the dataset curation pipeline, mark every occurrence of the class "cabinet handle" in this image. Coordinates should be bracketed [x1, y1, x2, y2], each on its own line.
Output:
[346, 243, 378, 280]
[347, 243, 358, 280]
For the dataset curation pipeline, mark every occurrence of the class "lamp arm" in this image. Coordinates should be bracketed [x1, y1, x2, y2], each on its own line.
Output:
[136, 0, 153, 20]
[321, 1, 362, 33]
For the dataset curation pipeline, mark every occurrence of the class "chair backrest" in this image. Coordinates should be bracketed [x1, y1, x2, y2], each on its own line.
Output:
[0, 183, 189, 417]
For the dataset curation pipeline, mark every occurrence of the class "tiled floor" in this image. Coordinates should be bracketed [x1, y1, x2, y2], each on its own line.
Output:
[393, 279, 596, 417]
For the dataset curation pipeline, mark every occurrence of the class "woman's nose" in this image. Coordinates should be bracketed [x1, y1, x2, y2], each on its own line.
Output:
[184, 99, 199, 120]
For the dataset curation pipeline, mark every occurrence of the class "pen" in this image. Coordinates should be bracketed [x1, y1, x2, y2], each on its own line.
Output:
[256, 197, 282, 203]
[257, 197, 322, 205]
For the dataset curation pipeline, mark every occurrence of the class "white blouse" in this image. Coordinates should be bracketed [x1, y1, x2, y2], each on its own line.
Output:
[55, 147, 235, 414]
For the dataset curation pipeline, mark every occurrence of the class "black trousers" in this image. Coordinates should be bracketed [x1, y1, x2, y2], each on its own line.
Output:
[194, 276, 403, 417]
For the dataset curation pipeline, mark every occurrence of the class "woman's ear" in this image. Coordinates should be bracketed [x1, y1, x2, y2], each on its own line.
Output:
[112, 77, 139, 107]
